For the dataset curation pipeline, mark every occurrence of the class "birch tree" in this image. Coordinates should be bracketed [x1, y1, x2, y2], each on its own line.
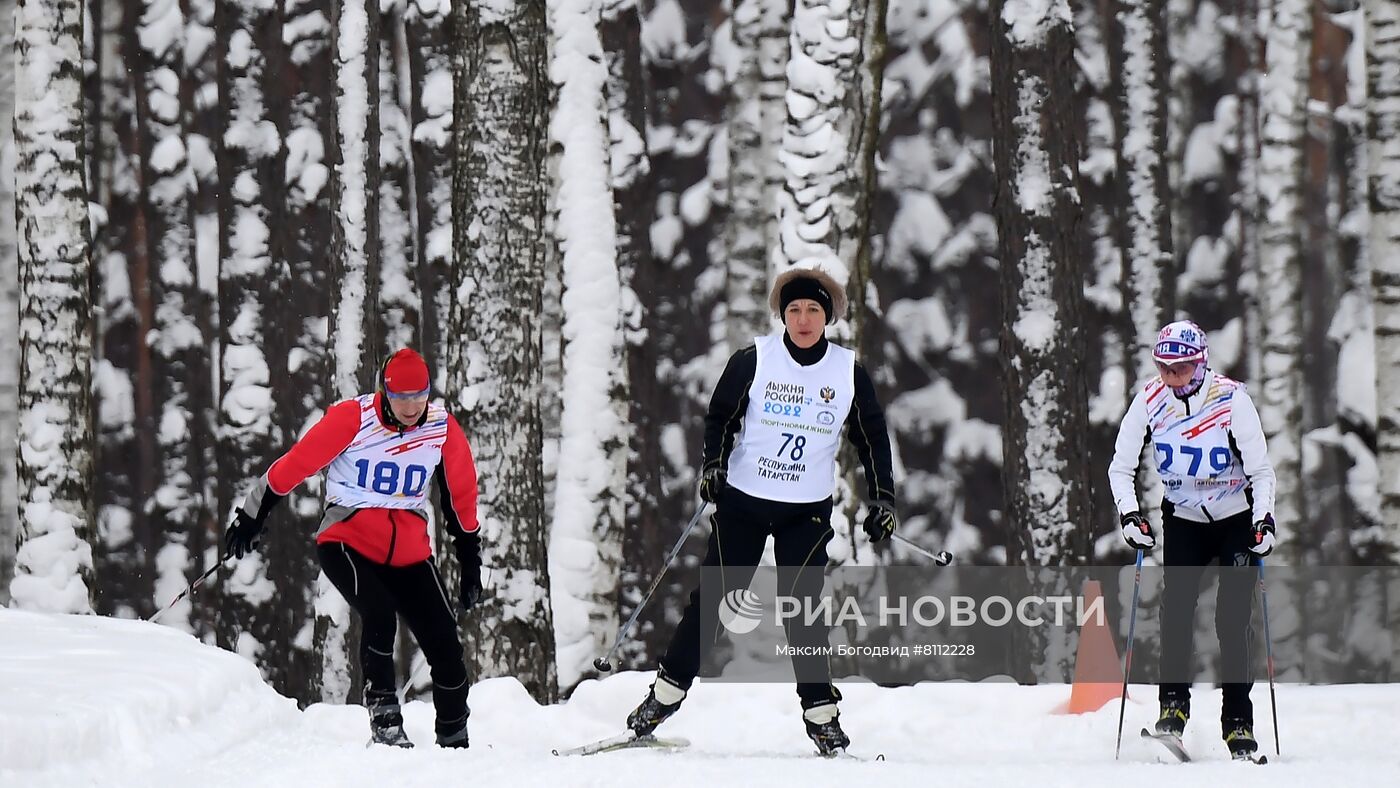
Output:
[1368, 0, 1400, 557]
[11, 0, 97, 613]
[724, 0, 787, 344]
[406, 0, 453, 383]
[281, 0, 341, 702]
[0, 0, 19, 604]
[90, 0, 151, 618]
[215, 0, 311, 698]
[1109, 0, 1174, 385]
[378, 3, 422, 353]
[600, 0, 665, 668]
[548, 0, 629, 690]
[452, 0, 558, 702]
[777, 0, 884, 294]
[136, 0, 211, 632]
[1255, 0, 1310, 536]
[988, 0, 1092, 565]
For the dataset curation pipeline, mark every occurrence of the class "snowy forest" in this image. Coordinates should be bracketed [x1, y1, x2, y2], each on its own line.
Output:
[1, 0, 1399, 707]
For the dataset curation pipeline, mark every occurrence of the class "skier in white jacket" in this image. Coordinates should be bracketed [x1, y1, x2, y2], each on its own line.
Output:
[1107, 319, 1277, 760]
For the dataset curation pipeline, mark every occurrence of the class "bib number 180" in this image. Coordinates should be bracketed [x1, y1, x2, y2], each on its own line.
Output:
[354, 459, 430, 496]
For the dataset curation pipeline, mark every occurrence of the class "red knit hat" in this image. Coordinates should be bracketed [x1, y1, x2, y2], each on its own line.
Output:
[382, 349, 430, 397]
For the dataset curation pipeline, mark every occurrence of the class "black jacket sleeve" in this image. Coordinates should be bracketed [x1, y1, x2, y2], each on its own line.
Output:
[702, 346, 757, 472]
[846, 361, 896, 503]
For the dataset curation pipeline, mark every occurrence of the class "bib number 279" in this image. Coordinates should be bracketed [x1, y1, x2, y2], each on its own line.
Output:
[1155, 443, 1230, 476]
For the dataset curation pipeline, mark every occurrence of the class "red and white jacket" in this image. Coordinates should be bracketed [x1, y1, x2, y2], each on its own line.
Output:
[240, 393, 479, 566]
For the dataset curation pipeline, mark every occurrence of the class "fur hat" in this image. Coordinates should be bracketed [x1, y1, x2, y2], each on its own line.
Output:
[768, 267, 847, 325]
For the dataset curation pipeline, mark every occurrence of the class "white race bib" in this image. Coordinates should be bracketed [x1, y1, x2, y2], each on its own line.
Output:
[726, 334, 855, 503]
[324, 394, 449, 510]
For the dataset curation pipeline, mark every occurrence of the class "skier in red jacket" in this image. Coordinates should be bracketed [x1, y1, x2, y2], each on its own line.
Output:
[224, 348, 482, 749]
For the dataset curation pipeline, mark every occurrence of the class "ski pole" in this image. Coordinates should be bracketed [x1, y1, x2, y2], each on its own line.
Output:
[149, 553, 232, 624]
[594, 500, 708, 673]
[889, 533, 954, 565]
[1114, 549, 1145, 760]
[1258, 559, 1280, 757]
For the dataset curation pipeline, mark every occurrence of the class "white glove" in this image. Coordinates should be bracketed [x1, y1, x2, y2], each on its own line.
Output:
[1120, 511, 1155, 551]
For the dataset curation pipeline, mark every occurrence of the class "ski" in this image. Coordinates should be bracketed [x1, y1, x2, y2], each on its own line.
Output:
[1232, 752, 1268, 765]
[821, 749, 885, 761]
[1139, 728, 1190, 762]
[551, 732, 691, 757]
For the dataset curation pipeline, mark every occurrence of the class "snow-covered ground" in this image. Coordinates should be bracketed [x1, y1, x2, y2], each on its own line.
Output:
[2, 609, 1396, 787]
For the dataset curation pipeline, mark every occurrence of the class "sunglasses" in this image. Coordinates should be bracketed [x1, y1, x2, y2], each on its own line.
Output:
[384, 388, 430, 402]
[1153, 359, 1199, 376]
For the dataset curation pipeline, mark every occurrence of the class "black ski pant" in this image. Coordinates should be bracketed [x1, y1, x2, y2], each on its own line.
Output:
[660, 486, 838, 708]
[1158, 507, 1257, 726]
[318, 542, 470, 736]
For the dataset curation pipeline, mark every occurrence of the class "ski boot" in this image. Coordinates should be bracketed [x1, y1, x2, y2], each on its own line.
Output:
[802, 702, 850, 756]
[1154, 698, 1189, 738]
[369, 709, 414, 748]
[436, 721, 469, 749]
[1224, 722, 1258, 760]
[627, 672, 686, 736]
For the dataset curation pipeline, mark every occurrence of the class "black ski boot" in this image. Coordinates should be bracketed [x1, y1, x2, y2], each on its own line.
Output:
[1155, 698, 1189, 737]
[436, 722, 469, 749]
[802, 702, 850, 756]
[627, 673, 686, 736]
[369, 710, 414, 748]
[1224, 722, 1258, 760]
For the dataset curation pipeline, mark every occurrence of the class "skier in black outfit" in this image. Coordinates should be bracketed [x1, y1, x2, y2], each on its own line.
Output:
[626, 267, 898, 756]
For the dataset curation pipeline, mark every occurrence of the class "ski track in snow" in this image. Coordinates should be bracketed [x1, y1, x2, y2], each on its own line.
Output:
[2, 609, 1397, 787]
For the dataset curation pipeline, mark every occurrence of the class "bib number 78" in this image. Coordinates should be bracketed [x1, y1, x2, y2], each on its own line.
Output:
[1156, 443, 1231, 476]
[776, 433, 806, 461]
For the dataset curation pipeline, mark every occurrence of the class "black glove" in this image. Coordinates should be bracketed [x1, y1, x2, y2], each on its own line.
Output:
[699, 465, 727, 504]
[862, 501, 898, 543]
[1120, 511, 1154, 550]
[225, 508, 265, 559]
[1249, 514, 1276, 557]
[456, 532, 485, 610]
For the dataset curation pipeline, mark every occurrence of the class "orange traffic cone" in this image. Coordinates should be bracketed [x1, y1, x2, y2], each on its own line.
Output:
[1053, 579, 1125, 714]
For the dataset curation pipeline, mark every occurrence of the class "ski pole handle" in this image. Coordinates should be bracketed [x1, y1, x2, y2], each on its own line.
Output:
[890, 533, 953, 565]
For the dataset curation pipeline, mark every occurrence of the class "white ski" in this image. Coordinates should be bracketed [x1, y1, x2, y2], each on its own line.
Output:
[552, 732, 691, 757]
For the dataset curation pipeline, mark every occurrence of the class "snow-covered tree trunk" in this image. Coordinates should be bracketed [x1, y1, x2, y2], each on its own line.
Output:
[1237, 0, 1264, 388]
[0, 0, 18, 604]
[89, 0, 151, 619]
[777, 0, 876, 281]
[279, 0, 343, 702]
[184, 0, 220, 638]
[215, 0, 307, 695]
[331, 0, 381, 397]
[600, 0, 664, 668]
[1110, 0, 1174, 386]
[378, 4, 421, 353]
[406, 0, 453, 385]
[723, 0, 787, 345]
[135, 0, 210, 632]
[547, 0, 628, 691]
[1255, 0, 1310, 536]
[11, 0, 97, 613]
[1368, 0, 1400, 556]
[452, 0, 558, 702]
[988, 0, 1092, 566]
